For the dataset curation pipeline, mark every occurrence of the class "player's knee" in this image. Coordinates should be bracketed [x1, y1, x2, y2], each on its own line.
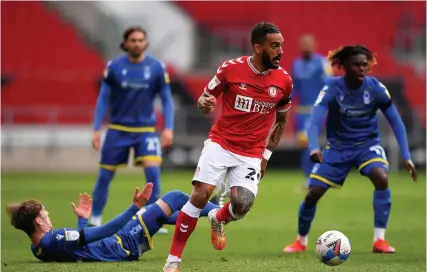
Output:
[304, 186, 327, 209]
[189, 181, 214, 209]
[230, 187, 255, 217]
[369, 168, 389, 190]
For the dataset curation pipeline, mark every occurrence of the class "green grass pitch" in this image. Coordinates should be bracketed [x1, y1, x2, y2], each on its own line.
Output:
[1, 170, 425, 272]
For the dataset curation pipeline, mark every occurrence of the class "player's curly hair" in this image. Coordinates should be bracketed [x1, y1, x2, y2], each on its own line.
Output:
[120, 26, 147, 52]
[6, 200, 43, 236]
[327, 44, 377, 71]
[251, 21, 280, 46]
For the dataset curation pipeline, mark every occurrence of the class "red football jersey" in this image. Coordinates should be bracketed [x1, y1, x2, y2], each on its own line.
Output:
[203, 56, 293, 159]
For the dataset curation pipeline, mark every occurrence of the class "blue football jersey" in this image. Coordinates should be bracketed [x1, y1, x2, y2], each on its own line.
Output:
[31, 228, 131, 262]
[292, 53, 332, 109]
[314, 76, 391, 149]
[103, 54, 172, 129]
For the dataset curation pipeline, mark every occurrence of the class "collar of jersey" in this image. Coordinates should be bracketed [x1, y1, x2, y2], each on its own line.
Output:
[339, 76, 368, 93]
[247, 57, 270, 75]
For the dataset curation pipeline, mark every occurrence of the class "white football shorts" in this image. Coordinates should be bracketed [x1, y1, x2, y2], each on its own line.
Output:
[193, 139, 261, 196]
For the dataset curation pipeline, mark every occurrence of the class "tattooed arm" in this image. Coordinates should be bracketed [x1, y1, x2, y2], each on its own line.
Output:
[261, 102, 290, 179]
[266, 110, 289, 152]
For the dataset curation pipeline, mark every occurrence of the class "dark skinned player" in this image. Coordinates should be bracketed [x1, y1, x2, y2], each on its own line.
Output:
[283, 45, 417, 254]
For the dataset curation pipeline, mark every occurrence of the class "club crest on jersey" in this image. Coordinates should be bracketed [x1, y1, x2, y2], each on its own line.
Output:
[363, 90, 370, 104]
[144, 66, 151, 80]
[122, 69, 127, 76]
[208, 75, 221, 90]
[268, 86, 277, 97]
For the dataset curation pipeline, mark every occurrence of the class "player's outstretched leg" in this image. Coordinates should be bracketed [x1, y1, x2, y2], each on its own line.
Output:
[209, 186, 255, 250]
[164, 181, 215, 272]
[139, 191, 220, 224]
[90, 167, 116, 226]
[283, 184, 328, 253]
[367, 167, 395, 253]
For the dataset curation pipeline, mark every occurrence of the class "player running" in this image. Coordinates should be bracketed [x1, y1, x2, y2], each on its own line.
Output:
[283, 45, 417, 254]
[90, 26, 174, 232]
[291, 34, 332, 188]
[163, 21, 293, 272]
[6, 183, 219, 262]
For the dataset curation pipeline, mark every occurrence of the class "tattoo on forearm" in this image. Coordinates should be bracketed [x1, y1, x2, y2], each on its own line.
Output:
[230, 186, 255, 215]
[266, 111, 288, 151]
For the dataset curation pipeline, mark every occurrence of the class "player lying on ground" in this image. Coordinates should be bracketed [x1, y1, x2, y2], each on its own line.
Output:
[6, 183, 219, 262]
[163, 21, 293, 272]
[91, 26, 174, 233]
[283, 45, 417, 254]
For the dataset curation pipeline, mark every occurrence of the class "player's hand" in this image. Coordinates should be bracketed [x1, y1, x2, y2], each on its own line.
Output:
[92, 131, 101, 151]
[161, 129, 174, 149]
[260, 158, 268, 179]
[198, 95, 217, 114]
[309, 149, 323, 163]
[71, 193, 92, 219]
[403, 159, 417, 182]
[133, 183, 153, 209]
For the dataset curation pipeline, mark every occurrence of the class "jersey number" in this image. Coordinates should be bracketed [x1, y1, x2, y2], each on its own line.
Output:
[369, 145, 387, 160]
[245, 168, 260, 181]
[146, 137, 161, 156]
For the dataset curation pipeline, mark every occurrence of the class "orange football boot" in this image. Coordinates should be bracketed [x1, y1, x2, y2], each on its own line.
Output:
[283, 239, 306, 253]
[373, 239, 395, 253]
[208, 209, 226, 250]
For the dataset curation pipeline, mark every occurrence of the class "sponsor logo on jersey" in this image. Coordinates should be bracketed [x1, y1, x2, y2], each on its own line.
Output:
[234, 95, 276, 114]
[130, 224, 143, 235]
[208, 75, 221, 90]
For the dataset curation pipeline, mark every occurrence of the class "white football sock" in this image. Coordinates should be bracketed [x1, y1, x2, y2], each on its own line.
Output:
[167, 254, 181, 262]
[374, 228, 385, 242]
[89, 216, 102, 226]
[297, 234, 308, 246]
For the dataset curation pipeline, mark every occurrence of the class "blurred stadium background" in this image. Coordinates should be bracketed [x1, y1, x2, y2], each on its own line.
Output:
[1, 1, 426, 173]
[1, 2, 426, 271]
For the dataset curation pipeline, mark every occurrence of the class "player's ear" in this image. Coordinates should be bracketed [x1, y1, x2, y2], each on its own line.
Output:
[253, 44, 262, 54]
[34, 217, 42, 226]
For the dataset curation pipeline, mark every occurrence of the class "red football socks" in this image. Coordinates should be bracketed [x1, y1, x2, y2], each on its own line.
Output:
[215, 201, 234, 223]
[169, 211, 199, 258]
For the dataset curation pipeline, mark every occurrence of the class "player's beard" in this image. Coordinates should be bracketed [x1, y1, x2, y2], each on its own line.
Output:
[262, 51, 279, 69]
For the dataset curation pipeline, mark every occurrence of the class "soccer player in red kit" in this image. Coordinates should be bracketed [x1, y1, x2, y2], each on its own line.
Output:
[163, 22, 293, 272]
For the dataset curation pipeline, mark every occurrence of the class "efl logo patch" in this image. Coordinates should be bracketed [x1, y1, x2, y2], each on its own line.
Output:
[315, 90, 326, 106]
[234, 95, 253, 112]
[65, 230, 80, 241]
[208, 75, 221, 90]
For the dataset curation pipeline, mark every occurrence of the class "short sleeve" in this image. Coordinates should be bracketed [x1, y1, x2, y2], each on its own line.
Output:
[277, 76, 293, 113]
[203, 63, 228, 98]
